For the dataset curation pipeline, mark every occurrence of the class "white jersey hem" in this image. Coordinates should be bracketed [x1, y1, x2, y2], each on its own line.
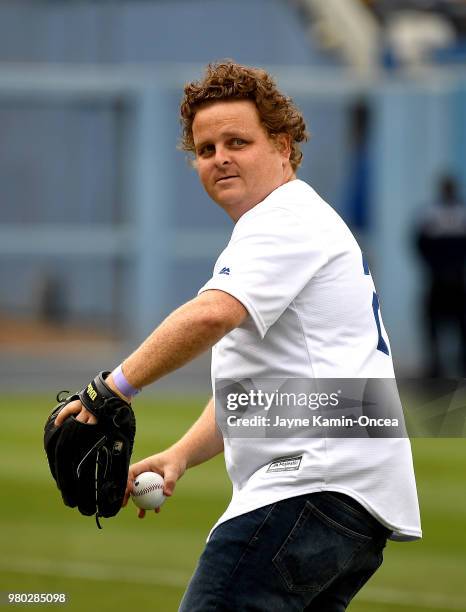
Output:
[207, 486, 423, 543]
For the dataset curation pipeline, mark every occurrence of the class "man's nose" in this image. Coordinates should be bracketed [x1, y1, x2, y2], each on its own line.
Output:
[214, 146, 232, 166]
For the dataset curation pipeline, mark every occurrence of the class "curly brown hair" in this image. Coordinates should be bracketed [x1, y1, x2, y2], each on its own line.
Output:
[179, 61, 309, 171]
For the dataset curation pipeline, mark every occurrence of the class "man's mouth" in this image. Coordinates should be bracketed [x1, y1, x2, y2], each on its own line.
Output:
[216, 175, 239, 183]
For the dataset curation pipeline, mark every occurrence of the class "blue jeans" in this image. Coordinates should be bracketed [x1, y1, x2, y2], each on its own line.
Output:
[179, 491, 390, 611]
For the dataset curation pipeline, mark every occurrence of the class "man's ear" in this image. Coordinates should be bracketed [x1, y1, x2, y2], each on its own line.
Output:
[274, 133, 292, 160]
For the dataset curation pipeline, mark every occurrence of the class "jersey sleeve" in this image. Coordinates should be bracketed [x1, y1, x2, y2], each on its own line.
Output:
[198, 206, 328, 338]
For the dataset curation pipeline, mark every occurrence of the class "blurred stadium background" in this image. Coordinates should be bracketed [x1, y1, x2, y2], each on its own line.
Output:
[1, 0, 465, 610]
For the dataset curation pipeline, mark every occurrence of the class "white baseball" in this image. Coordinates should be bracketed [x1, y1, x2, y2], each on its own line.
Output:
[131, 472, 166, 510]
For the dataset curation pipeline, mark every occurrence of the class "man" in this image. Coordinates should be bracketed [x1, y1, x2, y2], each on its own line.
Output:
[56, 61, 421, 611]
[415, 174, 466, 377]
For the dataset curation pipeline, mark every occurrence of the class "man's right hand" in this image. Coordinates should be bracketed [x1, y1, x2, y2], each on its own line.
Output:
[123, 450, 187, 518]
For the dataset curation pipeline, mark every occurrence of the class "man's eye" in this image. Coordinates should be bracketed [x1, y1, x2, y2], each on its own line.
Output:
[231, 138, 246, 146]
[198, 145, 214, 156]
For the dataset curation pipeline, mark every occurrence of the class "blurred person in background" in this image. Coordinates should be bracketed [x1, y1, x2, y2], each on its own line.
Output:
[55, 60, 421, 612]
[344, 99, 372, 231]
[415, 174, 466, 377]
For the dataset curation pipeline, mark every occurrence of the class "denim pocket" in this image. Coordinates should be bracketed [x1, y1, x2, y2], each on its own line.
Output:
[273, 500, 371, 593]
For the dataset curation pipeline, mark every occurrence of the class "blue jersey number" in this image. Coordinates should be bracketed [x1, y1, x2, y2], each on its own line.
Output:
[363, 255, 390, 356]
[372, 292, 390, 355]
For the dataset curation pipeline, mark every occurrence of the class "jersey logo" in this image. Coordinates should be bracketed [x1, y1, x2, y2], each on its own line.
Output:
[219, 267, 231, 275]
[267, 455, 302, 473]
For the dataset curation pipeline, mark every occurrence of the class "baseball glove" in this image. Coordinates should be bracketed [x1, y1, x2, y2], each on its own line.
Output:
[44, 371, 136, 528]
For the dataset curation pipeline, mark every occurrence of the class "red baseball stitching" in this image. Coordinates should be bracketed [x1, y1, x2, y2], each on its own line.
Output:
[134, 483, 163, 496]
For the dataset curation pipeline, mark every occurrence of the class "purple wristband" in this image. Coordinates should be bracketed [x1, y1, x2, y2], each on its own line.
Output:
[112, 364, 141, 398]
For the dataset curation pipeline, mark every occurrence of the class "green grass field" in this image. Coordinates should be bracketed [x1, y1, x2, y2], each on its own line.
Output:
[1, 394, 465, 611]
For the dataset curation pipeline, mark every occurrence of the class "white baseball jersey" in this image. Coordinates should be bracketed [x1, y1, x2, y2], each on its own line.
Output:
[198, 179, 421, 541]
